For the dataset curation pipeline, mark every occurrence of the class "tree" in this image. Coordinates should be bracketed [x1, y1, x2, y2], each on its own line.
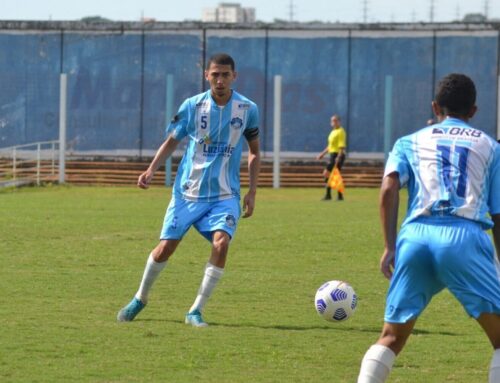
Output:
[81, 16, 112, 23]
[462, 13, 487, 23]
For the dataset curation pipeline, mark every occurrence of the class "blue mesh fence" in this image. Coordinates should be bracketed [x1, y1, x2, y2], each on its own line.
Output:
[0, 24, 498, 157]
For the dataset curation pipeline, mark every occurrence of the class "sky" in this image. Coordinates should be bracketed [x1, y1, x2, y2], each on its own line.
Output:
[1, 0, 498, 24]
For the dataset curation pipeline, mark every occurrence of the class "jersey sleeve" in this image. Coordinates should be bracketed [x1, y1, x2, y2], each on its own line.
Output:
[384, 138, 411, 187]
[339, 128, 347, 148]
[166, 98, 190, 141]
[245, 103, 259, 130]
[242, 104, 259, 141]
[489, 144, 500, 215]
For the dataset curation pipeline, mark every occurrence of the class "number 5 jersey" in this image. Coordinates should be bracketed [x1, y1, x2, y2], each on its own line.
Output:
[167, 90, 259, 203]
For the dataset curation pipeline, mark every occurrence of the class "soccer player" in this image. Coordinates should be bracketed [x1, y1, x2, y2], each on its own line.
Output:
[117, 53, 260, 327]
[357, 74, 500, 382]
[316, 114, 347, 200]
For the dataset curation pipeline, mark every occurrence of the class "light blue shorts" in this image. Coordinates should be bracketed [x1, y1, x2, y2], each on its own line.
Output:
[385, 216, 500, 323]
[160, 197, 241, 242]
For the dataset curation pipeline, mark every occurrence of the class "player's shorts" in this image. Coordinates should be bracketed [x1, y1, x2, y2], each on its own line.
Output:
[160, 197, 241, 242]
[385, 216, 500, 323]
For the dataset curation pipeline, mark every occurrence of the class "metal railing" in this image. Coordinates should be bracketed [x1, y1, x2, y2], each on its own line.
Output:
[0, 140, 60, 186]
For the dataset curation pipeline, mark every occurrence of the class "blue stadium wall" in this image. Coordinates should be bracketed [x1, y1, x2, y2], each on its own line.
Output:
[0, 22, 499, 158]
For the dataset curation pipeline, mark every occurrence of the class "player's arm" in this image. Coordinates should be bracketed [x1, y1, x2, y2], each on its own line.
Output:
[379, 172, 400, 279]
[242, 135, 260, 218]
[316, 147, 328, 160]
[137, 135, 180, 189]
[492, 214, 500, 262]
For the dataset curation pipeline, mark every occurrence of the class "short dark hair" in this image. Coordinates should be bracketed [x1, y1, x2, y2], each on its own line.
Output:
[435, 73, 476, 117]
[206, 53, 235, 71]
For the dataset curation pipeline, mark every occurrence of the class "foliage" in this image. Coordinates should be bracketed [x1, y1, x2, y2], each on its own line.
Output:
[80, 16, 113, 23]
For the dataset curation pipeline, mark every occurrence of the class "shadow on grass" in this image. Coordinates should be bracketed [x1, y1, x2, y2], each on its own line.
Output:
[411, 328, 458, 336]
[134, 318, 459, 336]
[136, 318, 378, 334]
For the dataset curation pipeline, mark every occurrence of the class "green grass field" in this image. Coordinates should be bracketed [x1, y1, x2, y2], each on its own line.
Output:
[0, 185, 493, 382]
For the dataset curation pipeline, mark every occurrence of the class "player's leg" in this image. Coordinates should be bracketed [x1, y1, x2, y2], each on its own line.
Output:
[476, 313, 500, 383]
[434, 219, 500, 382]
[378, 320, 417, 353]
[134, 239, 180, 302]
[192, 231, 229, 313]
[117, 240, 179, 322]
[358, 220, 440, 382]
[357, 320, 416, 383]
[322, 154, 335, 200]
[185, 231, 229, 327]
[336, 153, 345, 200]
[186, 199, 239, 327]
[117, 198, 202, 322]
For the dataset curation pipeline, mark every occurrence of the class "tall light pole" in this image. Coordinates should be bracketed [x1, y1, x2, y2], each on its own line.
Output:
[288, 0, 295, 22]
[429, 0, 435, 22]
[362, 0, 369, 23]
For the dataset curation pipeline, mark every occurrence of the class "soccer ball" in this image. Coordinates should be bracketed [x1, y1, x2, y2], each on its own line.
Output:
[315, 280, 357, 322]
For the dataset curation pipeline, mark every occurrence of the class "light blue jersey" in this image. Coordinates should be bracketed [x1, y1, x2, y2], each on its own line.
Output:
[385, 117, 500, 229]
[167, 90, 259, 202]
[383, 117, 500, 323]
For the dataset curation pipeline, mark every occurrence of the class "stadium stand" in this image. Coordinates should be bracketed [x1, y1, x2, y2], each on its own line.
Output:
[63, 160, 383, 188]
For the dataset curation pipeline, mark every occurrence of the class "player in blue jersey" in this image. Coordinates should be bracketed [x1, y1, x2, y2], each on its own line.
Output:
[357, 74, 500, 382]
[117, 53, 260, 327]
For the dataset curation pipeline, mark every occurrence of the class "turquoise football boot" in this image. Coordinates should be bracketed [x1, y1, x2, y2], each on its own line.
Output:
[117, 297, 146, 322]
[185, 309, 208, 328]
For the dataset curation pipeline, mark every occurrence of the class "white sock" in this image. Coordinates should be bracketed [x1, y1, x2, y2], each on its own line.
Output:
[490, 349, 500, 383]
[188, 263, 224, 313]
[135, 253, 167, 303]
[357, 344, 396, 383]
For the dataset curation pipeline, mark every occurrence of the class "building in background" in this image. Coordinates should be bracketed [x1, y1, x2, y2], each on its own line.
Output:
[202, 3, 256, 23]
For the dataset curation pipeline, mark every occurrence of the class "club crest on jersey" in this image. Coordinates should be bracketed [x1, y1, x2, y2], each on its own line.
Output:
[231, 117, 243, 130]
[196, 101, 209, 108]
[225, 214, 236, 227]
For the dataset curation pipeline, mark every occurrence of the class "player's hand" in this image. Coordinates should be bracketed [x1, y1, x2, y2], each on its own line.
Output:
[137, 170, 154, 189]
[316, 153, 323, 160]
[242, 191, 256, 218]
[380, 249, 395, 280]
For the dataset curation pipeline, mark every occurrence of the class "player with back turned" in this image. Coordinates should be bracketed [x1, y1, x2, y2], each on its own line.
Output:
[357, 74, 500, 382]
[117, 53, 260, 327]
